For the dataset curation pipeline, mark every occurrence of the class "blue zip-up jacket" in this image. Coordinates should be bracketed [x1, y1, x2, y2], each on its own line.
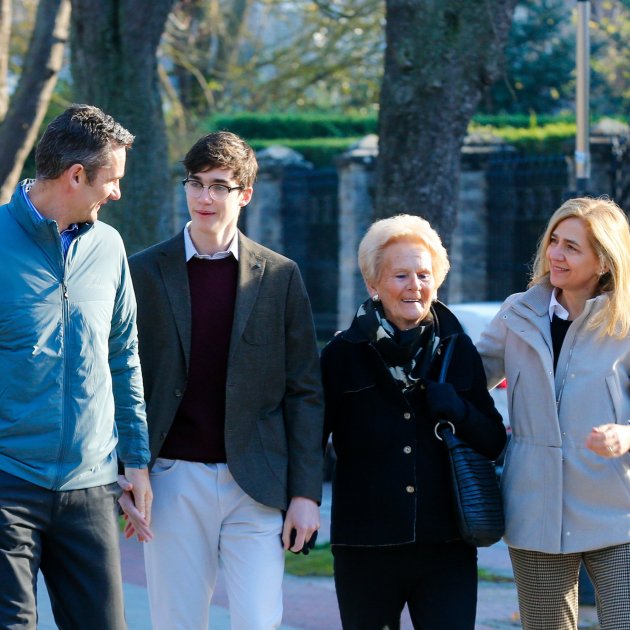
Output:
[0, 182, 150, 490]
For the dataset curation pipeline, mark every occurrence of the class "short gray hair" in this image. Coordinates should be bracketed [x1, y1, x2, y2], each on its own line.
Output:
[35, 104, 134, 183]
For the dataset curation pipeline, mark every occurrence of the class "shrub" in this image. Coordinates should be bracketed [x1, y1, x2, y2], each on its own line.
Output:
[199, 112, 625, 167]
[206, 113, 377, 140]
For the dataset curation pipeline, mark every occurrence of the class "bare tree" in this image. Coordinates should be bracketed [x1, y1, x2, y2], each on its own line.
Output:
[376, 0, 518, 248]
[0, 0, 71, 204]
[70, 0, 176, 254]
[164, 0, 255, 119]
[162, 0, 384, 117]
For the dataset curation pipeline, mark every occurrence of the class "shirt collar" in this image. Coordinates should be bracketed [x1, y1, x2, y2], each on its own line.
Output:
[548, 287, 570, 321]
[183, 222, 239, 262]
[21, 180, 79, 234]
[21, 180, 44, 222]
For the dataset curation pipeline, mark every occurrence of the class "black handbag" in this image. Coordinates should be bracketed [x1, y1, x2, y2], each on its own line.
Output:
[434, 335, 505, 547]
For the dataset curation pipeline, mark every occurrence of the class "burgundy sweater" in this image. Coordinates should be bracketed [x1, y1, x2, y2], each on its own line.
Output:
[159, 255, 238, 462]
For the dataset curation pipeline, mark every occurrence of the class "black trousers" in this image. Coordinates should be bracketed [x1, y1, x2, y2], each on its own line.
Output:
[333, 541, 478, 630]
[0, 470, 125, 630]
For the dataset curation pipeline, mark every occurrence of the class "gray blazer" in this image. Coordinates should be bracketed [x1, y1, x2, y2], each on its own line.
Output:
[478, 283, 630, 553]
[129, 230, 324, 510]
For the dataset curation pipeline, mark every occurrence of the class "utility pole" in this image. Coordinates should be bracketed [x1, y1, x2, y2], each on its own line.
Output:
[574, 2, 597, 606]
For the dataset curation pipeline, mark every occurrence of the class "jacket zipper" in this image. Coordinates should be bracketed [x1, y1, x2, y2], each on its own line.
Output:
[555, 315, 588, 411]
[52, 239, 73, 488]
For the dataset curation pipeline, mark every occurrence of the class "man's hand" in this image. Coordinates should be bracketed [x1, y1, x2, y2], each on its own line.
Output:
[118, 467, 153, 542]
[586, 424, 630, 458]
[282, 496, 320, 552]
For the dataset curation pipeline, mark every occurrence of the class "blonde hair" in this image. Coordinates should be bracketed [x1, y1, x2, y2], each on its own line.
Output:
[530, 197, 630, 337]
[358, 214, 450, 289]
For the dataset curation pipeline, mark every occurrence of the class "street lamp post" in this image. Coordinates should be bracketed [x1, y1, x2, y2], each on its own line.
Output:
[575, 4, 597, 606]
[575, 0, 591, 194]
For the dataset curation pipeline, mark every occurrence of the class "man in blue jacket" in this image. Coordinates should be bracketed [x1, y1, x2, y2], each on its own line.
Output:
[0, 104, 151, 629]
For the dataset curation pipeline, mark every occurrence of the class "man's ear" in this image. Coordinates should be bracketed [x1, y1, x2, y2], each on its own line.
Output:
[240, 186, 253, 207]
[65, 163, 85, 188]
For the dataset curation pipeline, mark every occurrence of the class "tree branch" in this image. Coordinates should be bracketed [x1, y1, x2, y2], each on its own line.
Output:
[0, 0, 71, 203]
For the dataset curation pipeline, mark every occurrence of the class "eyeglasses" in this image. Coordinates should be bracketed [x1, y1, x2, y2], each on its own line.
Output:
[182, 179, 244, 201]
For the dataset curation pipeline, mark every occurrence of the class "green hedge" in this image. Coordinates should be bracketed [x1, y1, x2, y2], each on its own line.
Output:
[472, 113, 576, 128]
[205, 112, 600, 139]
[207, 113, 377, 140]
[249, 137, 361, 168]
[472, 121, 577, 154]
[247, 125, 577, 166]
[202, 113, 624, 166]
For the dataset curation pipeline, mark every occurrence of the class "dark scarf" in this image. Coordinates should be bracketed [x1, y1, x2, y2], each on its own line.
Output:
[354, 297, 440, 392]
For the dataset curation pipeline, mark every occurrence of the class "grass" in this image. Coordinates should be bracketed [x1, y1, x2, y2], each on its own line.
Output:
[284, 543, 515, 584]
[478, 567, 515, 583]
[285, 542, 334, 577]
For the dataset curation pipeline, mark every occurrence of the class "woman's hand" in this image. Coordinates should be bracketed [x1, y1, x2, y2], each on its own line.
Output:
[585, 424, 630, 458]
[424, 381, 467, 424]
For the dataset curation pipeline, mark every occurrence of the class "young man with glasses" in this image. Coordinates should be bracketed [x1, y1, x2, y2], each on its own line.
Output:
[127, 131, 324, 629]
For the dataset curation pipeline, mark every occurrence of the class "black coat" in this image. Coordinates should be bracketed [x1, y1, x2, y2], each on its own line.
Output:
[321, 302, 506, 547]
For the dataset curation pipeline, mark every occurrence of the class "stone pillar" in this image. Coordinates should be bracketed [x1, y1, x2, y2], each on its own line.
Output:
[245, 145, 313, 252]
[335, 135, 378, 330]
[450, 140, 512, 304]
[587, 118, 630, 202]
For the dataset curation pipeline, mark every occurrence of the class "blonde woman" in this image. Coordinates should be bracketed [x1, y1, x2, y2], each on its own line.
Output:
[322, 214, 506, 629]
[478, 197, 630, 630]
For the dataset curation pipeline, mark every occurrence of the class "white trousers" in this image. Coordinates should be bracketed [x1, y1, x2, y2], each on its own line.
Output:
[144, 459, 284, 630]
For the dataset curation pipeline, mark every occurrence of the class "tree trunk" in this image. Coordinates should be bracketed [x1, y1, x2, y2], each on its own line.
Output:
[0, 0, 70, 204]
[376, 0, 517, 250]
[0, 0, 11, 121]
[70, 0, 176, 254]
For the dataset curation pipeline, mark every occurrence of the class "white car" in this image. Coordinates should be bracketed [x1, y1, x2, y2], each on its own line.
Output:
[448, 301, 509, 431]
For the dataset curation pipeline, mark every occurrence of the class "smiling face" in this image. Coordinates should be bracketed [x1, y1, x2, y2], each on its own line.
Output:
[367, 239, 436, 330]
[72, 145, 126, 225]
[186, 167, 252, 252]
[547, 217, 604, 298]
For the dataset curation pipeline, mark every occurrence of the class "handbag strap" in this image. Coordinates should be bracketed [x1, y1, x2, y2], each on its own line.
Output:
[437, 334, 458, 384]
[434, 334, 459, 442]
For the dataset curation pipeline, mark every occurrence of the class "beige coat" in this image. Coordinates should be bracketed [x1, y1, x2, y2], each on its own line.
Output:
[478, 283, 630, 553]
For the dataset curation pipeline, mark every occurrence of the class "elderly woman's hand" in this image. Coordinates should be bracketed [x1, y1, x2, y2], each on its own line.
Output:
[585, 424, 630, 458]
[424, 381, 467, 424]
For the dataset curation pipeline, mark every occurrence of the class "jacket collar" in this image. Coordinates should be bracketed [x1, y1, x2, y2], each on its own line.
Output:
[229, 231, 265, 357]
[514, 281, 609, 325]
[157, 233, 192, 366]
[8, 182, 60, 243]
[8, 181, 93, 243]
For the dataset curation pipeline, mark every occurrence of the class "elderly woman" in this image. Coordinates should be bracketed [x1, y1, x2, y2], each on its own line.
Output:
[477, 197, 630, 630]
[321, 214, 506, 630]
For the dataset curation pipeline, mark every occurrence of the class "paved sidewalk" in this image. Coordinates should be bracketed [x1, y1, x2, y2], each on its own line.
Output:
[36, 482, 600, 629]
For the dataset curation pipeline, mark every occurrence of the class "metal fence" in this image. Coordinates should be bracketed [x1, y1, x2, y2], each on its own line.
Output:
[486, 153, 569, 300]
[280, 166, 340, 341]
